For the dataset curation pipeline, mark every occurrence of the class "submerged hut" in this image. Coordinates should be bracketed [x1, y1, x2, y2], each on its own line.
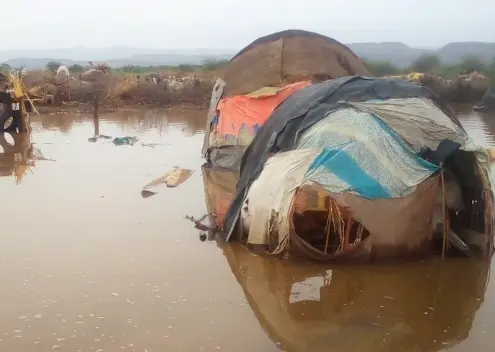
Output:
[202, 30, 371, 169]
[222, 77, 494, 261]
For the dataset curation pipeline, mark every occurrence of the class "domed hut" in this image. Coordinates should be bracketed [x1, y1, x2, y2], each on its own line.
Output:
[202, 30, 371, 170]
[221, 29, 371, 97]
[222, 77, 494, 261]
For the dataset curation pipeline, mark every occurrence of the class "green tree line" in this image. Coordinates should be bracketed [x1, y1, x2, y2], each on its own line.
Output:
[42, 58, 229, 75]
[365, 54, 495, 84]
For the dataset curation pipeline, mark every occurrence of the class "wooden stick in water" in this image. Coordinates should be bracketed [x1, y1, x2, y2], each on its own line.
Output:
[441, 172, 448, 259]
[93, 94, 100, 118]
[324, 197, 331, 254]
[344, 215, 353, 250]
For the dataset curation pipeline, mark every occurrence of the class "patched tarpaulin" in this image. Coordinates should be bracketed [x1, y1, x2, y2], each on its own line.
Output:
[215, 81, 310, 141]
[223, 76, 465, 240]
[242, 148, 440, 257]
[297, 107, 439, 198]
[202, 80, 310, 165]
[347, 98, 467, 151]
[243, 149, 320, 248]
[201, 165, 239, 228]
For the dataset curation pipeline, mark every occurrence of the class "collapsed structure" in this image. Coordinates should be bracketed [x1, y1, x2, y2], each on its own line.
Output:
[202, 30, 494, 261]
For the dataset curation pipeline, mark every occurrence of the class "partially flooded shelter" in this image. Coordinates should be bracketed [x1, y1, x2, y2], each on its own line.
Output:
[222, 77, 494, 260]
[202, 30, 371, 170]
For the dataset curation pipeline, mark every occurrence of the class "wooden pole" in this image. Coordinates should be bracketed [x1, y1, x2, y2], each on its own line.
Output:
[93, 93, 100, 136]
[441, 172, 448, 259]
[18, 100, 31, 133]
[93, 93, 99, 118]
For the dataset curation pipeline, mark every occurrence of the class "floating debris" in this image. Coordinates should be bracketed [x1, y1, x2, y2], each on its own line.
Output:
[113, 136, 138, 146]
[88, 135, 112, 143]
[141, 142, 169, 148]
[141, 168, 193, 197]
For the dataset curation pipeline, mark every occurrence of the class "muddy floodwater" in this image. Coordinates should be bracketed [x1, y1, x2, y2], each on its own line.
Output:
[1, 107, 495, 352]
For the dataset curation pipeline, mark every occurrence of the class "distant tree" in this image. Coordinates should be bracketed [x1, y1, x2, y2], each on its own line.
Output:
[68, 64, 85, 73]
[410, 55, 442, 73]
[200, 59, 228, 71]
[46, 61, 61, 73]
[484, 58, 495, 85]
[121, 65, 145, 73]
[363, 60, 401, 76]
[178, 64, 195, 72]
[0, 63, 10, 74]
[458, 55, 486, 74]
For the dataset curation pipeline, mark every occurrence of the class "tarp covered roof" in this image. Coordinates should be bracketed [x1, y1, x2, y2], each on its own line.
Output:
[222, 76, 469, 241]
[220, 29, 371, 97]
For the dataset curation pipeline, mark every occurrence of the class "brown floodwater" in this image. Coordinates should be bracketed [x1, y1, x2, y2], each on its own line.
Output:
[0, 106, 494, 352]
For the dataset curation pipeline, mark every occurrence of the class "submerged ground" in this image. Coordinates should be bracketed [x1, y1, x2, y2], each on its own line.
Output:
[0, 106, 494, 352]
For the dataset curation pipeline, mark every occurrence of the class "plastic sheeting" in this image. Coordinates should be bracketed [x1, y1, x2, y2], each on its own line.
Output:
[297, 108, 439, 198]
[348, 98, 468, 152]
[201, 165, 239, 229]
[243, 149, 320, 251]
[214, 81, 310, 141]
[223, 76, 460, 240]
[242, 149, 440, 257]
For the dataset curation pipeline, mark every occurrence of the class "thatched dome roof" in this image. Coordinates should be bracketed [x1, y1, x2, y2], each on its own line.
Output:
[221, 29, 371, 96]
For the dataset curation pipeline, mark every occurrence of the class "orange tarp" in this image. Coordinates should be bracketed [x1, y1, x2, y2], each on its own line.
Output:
[216, 81, 311, 137]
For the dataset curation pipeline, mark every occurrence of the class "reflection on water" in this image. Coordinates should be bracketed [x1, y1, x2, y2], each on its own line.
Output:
[202, 161, 494, 352]
[223, 246, 489, 352]
[35, 107, 206, 136]
[0, 132, 48, 184]
[459, 116, 495, 149]
[0, 107, 494, 352]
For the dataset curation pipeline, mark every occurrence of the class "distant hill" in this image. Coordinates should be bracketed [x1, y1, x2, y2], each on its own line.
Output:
[347, 42, 429, 67]
[436, 42, 495, 65]
[3, 58, 83, 69]
[0, 47, 234, 69]
[1, 42, 495, 69]
[348, 42, 495, 67]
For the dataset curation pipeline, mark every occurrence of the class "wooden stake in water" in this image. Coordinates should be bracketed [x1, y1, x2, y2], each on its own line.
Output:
[93, 94, 100, 136]
[93, 94, 100, 118]
[441, 172, 449, 259]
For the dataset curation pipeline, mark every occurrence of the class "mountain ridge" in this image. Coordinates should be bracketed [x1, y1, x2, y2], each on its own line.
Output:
[2, 42, 495, 69]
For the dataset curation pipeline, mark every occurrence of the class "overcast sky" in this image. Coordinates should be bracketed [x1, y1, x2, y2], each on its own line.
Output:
[3, 0, 493, 50]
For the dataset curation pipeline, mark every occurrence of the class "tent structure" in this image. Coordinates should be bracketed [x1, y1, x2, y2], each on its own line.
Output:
[220, 29, 371, 97]
[222, 76, 494, 260]
[202, 30, 371, 170]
